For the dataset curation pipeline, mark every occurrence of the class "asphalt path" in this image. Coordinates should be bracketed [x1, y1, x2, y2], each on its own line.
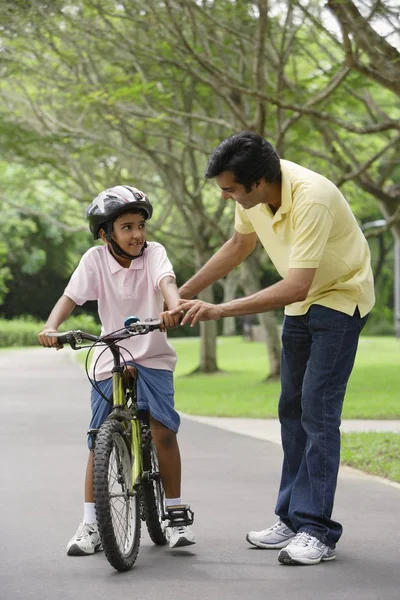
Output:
[1, 348, 399, 600]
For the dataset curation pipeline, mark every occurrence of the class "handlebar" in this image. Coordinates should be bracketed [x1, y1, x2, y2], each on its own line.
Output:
[46, 317, 162, 349]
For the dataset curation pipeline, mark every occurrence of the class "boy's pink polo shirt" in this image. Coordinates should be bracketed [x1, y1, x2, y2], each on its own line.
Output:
[64, 242, 177, 381]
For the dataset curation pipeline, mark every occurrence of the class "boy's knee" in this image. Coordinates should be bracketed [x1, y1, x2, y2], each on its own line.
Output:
[151, 420, 177, 449]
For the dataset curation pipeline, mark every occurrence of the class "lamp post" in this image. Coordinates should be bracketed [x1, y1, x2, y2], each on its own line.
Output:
[361, 220, 400, 338]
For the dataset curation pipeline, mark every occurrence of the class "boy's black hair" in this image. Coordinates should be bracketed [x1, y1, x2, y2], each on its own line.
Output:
[205, 131, 281, 192]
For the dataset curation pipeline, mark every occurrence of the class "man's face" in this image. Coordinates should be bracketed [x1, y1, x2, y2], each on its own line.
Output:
[215, 171, 266, 210]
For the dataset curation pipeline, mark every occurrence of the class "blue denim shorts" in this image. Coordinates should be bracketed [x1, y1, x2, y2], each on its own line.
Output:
[87, 363, 180, 449]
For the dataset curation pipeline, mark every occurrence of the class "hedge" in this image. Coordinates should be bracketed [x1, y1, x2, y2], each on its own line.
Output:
[0, 315, 101, 348]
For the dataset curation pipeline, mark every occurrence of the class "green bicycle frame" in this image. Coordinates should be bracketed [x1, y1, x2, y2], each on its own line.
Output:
[112, 370, 143, 487]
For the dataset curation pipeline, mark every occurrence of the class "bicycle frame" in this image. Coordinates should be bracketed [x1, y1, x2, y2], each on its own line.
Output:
[47, 320, 162, 493]
[108, 347, 143, 489]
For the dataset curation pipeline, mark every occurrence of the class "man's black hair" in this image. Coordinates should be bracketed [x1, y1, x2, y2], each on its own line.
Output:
[205, 131, 281, 192]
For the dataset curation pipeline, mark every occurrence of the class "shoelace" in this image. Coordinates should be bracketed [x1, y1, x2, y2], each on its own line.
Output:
[292, 532, 314, 547]
[262, 521, 283, 533]
[76, 523, 95, 540]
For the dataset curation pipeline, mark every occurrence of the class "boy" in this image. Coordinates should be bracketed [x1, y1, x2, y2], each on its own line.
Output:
[38, 185, 195, 554]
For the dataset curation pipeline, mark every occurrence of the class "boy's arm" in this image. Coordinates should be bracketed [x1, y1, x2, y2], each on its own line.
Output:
[38, 295, 76, 349]
[159, 276, 182, 329]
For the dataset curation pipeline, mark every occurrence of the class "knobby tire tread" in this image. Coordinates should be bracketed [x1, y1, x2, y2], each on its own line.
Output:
[94, 421, 141, 571]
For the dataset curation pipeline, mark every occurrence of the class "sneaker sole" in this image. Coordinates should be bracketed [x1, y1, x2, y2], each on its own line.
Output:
[67, 543, 103, 556]
[169, 537, 196, 549]
[246, 533, 295, 549]
[278, 550, 336, 566]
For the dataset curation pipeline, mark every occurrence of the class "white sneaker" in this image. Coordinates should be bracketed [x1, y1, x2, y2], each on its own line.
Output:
[166, 525, 196, 549]
[278, 532, 336, 565]
[66, 522, 103, 556]
[246, 521, 295, 549]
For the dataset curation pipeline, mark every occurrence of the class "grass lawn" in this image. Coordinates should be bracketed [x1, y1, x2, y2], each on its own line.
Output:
[74, 335, 400, 482]
[171, 335, 400, 419]
[341, 432, 400, 483]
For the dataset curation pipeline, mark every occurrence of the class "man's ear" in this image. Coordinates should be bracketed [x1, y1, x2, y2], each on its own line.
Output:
[99, 228, 107, 242]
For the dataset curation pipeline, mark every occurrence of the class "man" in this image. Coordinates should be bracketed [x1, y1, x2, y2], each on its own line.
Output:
[170, 131, 374, 566]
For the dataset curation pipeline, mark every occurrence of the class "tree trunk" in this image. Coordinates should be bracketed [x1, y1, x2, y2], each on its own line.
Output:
[221, 270, 240, 336]
[240, 257, 281, 380]
[196, 286, 219, 373]
[190, 250, 219, 374]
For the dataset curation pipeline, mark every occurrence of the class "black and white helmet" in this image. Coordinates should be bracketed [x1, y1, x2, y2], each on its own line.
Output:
[87, 185, 153, 240]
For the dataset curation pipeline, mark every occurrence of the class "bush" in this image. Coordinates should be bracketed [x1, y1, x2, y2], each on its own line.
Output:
[0, 314, 101, 347]
[362, 306, 394, 336]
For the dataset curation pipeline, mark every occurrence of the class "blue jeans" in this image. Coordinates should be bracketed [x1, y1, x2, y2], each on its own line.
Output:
[275, 305, 368, 547]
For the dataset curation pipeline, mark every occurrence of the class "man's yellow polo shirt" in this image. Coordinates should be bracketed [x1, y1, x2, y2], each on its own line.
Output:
[235, 160, 375, 317]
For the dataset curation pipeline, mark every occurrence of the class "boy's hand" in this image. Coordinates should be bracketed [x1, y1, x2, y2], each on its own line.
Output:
[37, 328, 63, 350]
[160, 310, 182, 330]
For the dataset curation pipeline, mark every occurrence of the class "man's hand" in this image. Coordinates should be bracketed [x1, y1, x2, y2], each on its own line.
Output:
[37, 328, 63, 350]
[170, 299, 223, 327]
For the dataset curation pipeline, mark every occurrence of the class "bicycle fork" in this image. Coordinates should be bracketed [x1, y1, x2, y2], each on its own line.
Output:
[130, 417, 143, 486]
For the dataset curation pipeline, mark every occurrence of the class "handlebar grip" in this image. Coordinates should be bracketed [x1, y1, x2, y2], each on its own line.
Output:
[56, 333, 73, 345]
[46, 331, 75, 346]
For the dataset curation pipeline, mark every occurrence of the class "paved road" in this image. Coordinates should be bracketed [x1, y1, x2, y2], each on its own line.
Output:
[1, 349, 399, 600]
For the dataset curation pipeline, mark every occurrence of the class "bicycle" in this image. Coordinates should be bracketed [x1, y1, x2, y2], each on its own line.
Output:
[47, 317, 193, 572]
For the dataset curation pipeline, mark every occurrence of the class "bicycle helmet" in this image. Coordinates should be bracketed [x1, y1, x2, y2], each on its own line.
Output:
[87, 185, 153, 260]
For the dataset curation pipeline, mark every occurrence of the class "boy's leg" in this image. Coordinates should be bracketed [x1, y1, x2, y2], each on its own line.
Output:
[149, 416, 195, 548]
[67, 378, 113, 556]
[149, 416, 181, 499]
[85, 450, 95, 502]
[134, 364, 195, 548]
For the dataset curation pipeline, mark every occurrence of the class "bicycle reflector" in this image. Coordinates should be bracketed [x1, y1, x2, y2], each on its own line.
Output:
[124, 316, 141, 328]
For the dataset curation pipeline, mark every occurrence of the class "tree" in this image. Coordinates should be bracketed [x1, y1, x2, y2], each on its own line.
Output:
[1, 0, 399, 373]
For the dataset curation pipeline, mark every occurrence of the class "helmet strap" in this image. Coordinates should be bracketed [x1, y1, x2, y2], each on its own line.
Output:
[105, 223, 147, 261]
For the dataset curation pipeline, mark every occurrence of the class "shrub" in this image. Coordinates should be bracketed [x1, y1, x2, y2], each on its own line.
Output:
[0, 314, 101, 347]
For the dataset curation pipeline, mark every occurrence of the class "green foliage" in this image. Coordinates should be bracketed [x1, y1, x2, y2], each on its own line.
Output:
[0, 0, 398, 346]
[153, 336, 400, 419]
[341, 433, 400, 483]
[0, 314, 100, 347]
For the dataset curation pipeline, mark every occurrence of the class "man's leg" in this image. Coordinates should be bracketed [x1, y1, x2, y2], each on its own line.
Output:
[246, 314, 311, 549]
[275, 314, 312, 529]
[286, 306, 367, 547]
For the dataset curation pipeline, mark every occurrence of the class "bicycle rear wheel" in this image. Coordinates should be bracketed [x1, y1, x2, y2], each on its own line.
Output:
[141, 427, 167, 545]
[93, 420, 141, 571]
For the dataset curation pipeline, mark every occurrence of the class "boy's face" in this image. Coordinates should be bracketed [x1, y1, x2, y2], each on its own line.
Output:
[102, 212, 147, 261]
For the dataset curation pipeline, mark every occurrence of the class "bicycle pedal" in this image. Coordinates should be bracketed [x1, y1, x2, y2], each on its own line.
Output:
[164, 504, 194, 526]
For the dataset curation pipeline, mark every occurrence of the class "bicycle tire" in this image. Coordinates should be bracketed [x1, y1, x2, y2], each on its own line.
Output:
[93, 420, 141, 571]
[141, 428, 168, 545]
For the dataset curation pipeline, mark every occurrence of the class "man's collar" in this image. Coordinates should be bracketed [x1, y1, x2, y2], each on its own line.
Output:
[271, 161, 292, 224]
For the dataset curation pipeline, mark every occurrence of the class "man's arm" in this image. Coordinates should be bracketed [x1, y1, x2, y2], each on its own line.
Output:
[179, 230, 258, 299]
[173, 268, 317, 326]
[219, 268, 316, 316]
[37, 295, 76, 348]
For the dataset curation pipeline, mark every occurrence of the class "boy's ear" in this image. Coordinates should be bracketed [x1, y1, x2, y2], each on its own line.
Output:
[99, 228, 107, 242]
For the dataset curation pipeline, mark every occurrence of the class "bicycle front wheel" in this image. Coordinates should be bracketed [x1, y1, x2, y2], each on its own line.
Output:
[94, 421, 141, 571]
[141, 427, 167, 545]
